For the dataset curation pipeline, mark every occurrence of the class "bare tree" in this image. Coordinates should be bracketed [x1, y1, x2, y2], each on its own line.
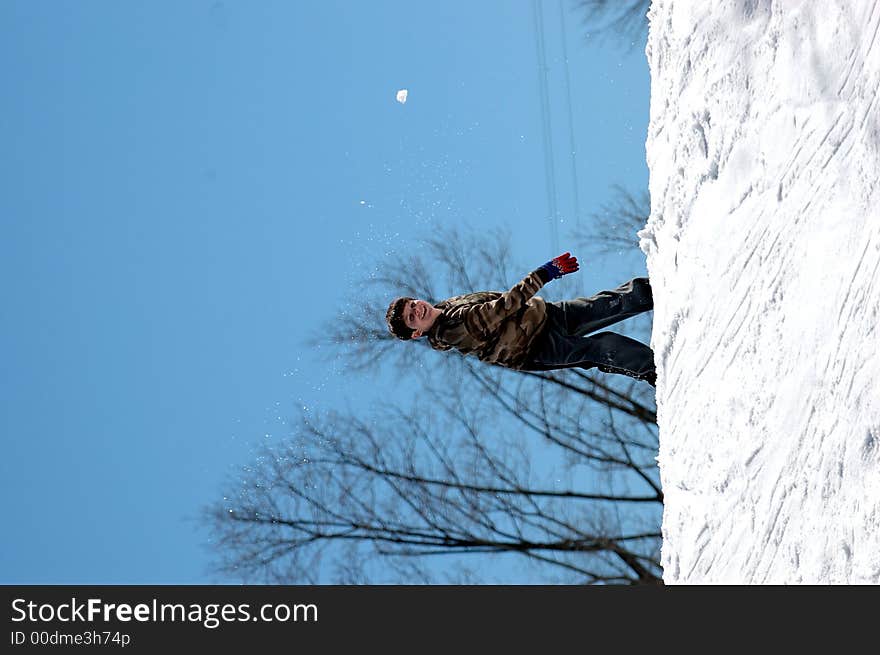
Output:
[571, 184, 650, 263]
[206, 371, 661, 583]
[205, 226, 661, 584]
[576, 0, 651, 50]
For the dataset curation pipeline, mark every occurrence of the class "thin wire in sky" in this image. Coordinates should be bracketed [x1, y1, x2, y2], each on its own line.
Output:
[558, 0, 586, 295]
[532, 0, 560, 257]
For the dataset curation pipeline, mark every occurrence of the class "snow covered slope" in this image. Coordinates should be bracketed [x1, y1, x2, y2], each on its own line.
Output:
[640, 0, 880, 583]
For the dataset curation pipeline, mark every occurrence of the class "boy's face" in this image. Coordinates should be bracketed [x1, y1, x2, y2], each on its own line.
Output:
[402, 299, 435, 337]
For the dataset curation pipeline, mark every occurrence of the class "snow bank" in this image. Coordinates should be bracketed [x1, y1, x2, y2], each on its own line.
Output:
[641, 0, 880, 583]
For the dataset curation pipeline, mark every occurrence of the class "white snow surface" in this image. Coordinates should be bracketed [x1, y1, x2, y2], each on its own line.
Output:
[641, 0, 880, 583]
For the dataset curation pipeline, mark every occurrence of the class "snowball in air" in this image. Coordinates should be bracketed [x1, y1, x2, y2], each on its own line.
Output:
[396, 89, 408, 104]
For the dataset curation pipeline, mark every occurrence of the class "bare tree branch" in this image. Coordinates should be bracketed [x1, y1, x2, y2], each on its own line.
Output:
[575, 0, 650, 51]
[571, 184, 650, 260]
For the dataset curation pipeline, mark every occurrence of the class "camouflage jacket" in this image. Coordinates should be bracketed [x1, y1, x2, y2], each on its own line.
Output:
[425, 270, 548, 369]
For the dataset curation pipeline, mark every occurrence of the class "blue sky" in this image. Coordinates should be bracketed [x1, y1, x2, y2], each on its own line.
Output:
[0, 0, 649, 583]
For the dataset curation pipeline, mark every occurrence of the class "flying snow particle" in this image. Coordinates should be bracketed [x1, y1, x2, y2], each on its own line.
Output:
[396, 89, 408, 104]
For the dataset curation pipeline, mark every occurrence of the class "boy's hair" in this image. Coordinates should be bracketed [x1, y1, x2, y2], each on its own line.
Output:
[386, 297, 415, 340]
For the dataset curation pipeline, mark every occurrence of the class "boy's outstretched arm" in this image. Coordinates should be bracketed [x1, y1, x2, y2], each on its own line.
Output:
[462, 252, 580, 335]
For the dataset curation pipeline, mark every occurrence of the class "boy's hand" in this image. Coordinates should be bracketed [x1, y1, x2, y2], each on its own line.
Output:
[538, 252, 579, 280]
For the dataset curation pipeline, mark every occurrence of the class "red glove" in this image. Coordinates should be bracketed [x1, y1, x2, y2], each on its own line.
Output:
[539, 252, 579, 280]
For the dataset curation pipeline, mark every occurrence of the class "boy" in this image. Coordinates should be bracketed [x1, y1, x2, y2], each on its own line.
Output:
[385, 252, 656, 386]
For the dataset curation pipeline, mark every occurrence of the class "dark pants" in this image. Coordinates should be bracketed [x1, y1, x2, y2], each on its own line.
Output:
[523, 277, 656, 385]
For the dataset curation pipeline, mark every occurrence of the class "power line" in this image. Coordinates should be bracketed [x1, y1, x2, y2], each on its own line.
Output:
[558, 0, 586, 295]
[532, 0, 560, 257]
